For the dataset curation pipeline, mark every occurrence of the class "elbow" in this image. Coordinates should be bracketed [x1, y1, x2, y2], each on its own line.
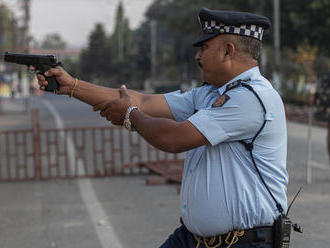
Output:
[156, 133, 185, 154]
[157, 144, 183, 154]
[160, 145, 183, 154]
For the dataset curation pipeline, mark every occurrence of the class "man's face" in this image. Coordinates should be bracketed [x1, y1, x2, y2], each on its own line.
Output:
[195, 36, 226, 84]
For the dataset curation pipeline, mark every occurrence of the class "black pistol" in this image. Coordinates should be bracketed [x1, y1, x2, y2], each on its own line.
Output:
[3, 52, 62, 92]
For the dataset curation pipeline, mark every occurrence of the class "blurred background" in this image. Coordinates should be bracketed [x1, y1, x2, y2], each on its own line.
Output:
[0, 0, 329, 98]
[0, 1, 329, 248]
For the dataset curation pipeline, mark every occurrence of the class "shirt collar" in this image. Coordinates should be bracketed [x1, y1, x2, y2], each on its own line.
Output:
[217, 66, 261, 95]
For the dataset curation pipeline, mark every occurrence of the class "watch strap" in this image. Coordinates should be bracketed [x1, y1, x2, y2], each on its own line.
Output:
[124, 106, 138, 131]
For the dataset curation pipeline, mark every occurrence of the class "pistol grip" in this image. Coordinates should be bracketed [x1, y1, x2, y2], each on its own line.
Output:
[45, 76, 59, 92]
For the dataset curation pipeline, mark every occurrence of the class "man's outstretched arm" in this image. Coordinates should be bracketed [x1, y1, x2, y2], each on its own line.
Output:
[36, 67, 174, 119]
[94, 85, 209, 153]
[130, 110, 209, 153]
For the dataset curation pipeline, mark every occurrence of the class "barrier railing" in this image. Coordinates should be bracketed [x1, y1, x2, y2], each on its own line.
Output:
[0, 109, 184, 181]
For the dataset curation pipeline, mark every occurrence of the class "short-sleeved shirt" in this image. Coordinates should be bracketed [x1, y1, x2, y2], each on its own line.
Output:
[165, 66, 288, 237]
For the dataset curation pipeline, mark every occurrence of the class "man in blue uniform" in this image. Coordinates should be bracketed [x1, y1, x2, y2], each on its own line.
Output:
[37, 7, 288, 248]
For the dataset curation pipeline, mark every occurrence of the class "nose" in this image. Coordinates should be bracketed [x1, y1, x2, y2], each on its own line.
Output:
[195, 49, 201, 61]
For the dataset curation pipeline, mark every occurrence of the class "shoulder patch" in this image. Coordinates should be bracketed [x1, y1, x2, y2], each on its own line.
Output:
[212, 94, 231, 107]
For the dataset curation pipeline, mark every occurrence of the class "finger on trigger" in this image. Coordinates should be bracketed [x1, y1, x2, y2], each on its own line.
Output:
[36, 73, 45, 81]
[38, 79, 48, 87]
[45, 67, 62, 77]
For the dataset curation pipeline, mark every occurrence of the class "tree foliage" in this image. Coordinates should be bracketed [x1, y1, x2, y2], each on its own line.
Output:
[74, 0, 330, 94]
[40, 33, 67, 50]
[79, 23, 111, 83]
[0, 4, 17, 52]
[278, 0, 330, 56]
[77, 1, 137, 88]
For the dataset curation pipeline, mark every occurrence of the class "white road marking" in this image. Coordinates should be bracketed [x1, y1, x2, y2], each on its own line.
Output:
[42, 99, 124, 248]
[287, 160, 329, 170]
[63, 221, 84, 228]
[309, 161, 329, 170]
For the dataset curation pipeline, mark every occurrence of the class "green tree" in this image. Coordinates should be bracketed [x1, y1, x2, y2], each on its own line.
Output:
[142, 0, 275, 85]
[40, 33, 67, 49]
[0, 4, 17, 53]
[109, 1, 133, 63]
[106, 1, 138, 88]
[276, 0, 330, 56]
[76, 2, 136, 87]
[75, 0, 330, 93]
[79, 23, 111, 84]
[135, 0, 330, 93]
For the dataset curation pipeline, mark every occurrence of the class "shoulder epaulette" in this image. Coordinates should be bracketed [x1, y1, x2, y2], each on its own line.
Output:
[225, 79, 251, 92]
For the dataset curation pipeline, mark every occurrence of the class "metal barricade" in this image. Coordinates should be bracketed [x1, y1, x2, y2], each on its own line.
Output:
[0, 109, 184, 181]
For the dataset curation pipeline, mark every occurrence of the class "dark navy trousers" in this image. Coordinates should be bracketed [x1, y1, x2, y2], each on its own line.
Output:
[160, 225, 273, 248]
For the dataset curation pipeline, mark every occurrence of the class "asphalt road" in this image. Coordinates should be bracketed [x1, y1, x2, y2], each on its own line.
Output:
[0, 94, 329, 248]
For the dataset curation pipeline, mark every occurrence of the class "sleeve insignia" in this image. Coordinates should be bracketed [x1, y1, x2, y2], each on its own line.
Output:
[212, 94, 231, 107]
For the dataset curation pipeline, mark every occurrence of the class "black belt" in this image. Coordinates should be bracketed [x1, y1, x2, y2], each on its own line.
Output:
[229, 226, 273, 243]
[181, 219, 273, 247]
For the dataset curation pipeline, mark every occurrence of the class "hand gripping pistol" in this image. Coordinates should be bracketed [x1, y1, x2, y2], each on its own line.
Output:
[3, 52, 62, 92]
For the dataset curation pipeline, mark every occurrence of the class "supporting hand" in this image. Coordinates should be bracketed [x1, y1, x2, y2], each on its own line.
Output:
[94, 85, 137, 126]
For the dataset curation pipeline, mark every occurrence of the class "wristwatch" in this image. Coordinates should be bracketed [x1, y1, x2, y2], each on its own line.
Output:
[123, 106, 138, 131]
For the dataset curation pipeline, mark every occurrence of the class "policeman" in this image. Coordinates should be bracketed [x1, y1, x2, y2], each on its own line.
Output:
[37, 7, 288, 248]
[314, 72, 330, 163]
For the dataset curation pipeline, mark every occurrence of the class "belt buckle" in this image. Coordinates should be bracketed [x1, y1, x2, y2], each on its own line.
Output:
[193, 230, 245, 248]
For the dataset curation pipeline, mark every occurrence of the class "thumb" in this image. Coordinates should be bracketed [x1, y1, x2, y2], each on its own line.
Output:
[119, 85, 129, 98]
[44, 67, 62, 77]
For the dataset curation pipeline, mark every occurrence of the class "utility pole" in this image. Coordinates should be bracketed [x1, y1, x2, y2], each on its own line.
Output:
[118, 17, 123, 62]
[144, 20, 156, 93]
[273, 0, 281, 93]
[116, 1, 124, 62]
[22, 0, 30, 53]
[151, 20, 157, 88]
[20, 0, 30, 97]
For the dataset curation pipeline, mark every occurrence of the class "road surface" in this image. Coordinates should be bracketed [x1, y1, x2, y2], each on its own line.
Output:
[0, 94, 329, 248]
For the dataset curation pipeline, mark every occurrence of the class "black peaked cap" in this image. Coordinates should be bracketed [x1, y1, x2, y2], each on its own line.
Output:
[193, 8, 271, 47]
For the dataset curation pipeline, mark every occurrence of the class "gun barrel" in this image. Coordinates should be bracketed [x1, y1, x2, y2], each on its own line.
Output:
[4, 52, 57, 66]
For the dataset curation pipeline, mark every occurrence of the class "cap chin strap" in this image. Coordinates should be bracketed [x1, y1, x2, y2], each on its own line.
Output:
[223, 79, 284, 215]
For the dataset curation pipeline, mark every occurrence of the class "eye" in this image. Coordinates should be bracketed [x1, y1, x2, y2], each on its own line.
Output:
[201, 45, 207, 51]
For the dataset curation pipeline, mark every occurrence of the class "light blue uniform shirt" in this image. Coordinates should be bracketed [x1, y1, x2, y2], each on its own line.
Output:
[165, 67, 288, 236]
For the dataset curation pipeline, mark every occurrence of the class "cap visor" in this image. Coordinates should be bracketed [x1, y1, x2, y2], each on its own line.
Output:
[192, 33, 218, 47]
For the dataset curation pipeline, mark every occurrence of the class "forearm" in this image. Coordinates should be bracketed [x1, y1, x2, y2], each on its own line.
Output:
[72, 79, 145, 107]
[73, 80, 174, 119]
[130, 109, 180, 153]
[129, 109, 205, 153]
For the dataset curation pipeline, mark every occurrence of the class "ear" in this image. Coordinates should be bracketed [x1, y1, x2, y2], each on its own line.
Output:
[224, 42, 236, 60]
